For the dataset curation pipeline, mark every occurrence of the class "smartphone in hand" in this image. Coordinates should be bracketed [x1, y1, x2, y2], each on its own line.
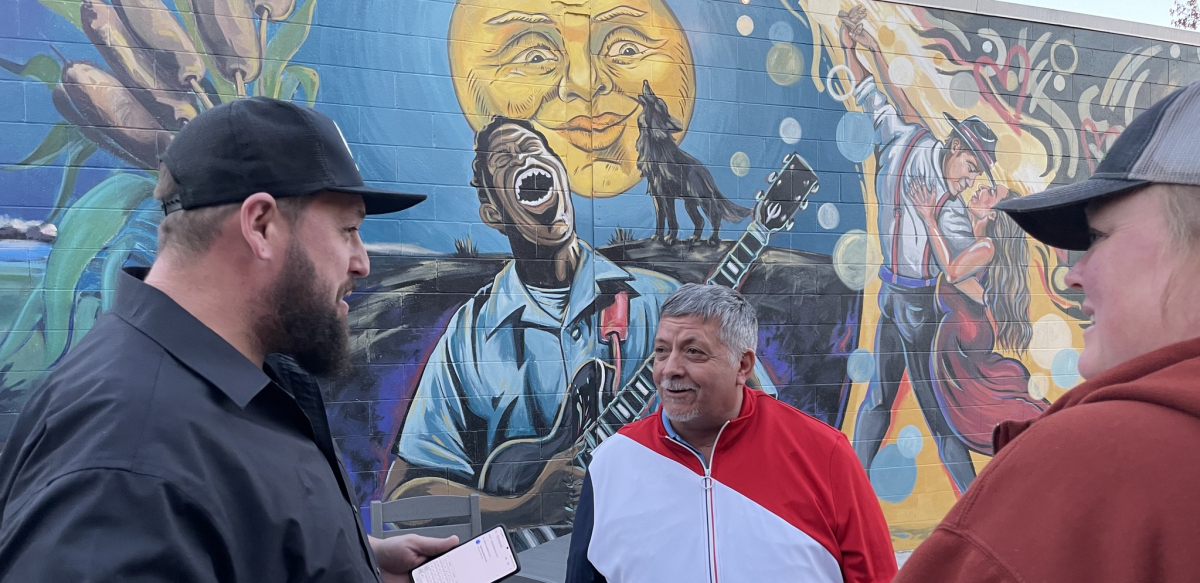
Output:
[411, 525, 521, 583]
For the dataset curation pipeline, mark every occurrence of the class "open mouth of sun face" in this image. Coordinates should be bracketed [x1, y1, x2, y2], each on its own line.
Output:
[515, 165, 556, 208]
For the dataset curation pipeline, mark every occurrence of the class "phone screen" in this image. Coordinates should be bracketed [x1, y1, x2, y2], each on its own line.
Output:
[411, 526, 520, 583]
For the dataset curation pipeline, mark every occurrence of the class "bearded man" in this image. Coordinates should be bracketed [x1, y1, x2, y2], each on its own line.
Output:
[0, 97, 454, 582]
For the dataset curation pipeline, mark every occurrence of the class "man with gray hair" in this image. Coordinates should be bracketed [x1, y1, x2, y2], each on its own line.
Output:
[567, 284, 896, 583]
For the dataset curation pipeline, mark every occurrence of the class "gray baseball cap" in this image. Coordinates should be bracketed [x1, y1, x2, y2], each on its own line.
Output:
[995, 82, 1200, 251]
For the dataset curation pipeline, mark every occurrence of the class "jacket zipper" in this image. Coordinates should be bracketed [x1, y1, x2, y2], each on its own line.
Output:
[669, 421, 730, 583]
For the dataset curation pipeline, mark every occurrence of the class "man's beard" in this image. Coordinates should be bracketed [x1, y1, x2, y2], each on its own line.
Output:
[658, 377, 702, 424]
[259, 241, 351, 378]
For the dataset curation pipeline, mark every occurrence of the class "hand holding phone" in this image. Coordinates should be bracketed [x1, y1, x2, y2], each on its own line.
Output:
[411, 526, 521, 583]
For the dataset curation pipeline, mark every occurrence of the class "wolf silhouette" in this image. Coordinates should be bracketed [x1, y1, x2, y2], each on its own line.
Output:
[635, 80, 751, 245]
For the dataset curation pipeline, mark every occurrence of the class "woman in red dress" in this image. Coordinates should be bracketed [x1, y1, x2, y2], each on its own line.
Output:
[912, 183, 1048, 456]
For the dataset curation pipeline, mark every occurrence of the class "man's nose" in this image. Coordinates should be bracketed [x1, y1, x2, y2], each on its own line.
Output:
[658, 349, 686, 378]
[350, 236, 369, 279]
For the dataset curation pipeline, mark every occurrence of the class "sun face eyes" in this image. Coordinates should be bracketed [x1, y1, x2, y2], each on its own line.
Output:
[514, 47, 557, 65]
[606, 40, 650, 58]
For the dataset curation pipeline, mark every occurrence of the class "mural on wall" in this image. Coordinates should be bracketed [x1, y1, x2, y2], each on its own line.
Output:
[1, 0, 1195, 552]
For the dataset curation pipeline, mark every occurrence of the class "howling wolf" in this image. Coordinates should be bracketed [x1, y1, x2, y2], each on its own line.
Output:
[635, 80, 751, 245]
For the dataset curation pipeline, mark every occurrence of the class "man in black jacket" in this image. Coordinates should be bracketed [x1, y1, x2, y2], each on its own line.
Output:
[0, 97, 453, 582]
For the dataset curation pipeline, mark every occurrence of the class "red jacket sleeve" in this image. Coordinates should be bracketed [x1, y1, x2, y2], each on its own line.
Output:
[829, 435, 897, 583]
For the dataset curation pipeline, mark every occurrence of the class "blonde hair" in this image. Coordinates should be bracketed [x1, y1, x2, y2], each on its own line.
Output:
[1162, 184, 1200, 252]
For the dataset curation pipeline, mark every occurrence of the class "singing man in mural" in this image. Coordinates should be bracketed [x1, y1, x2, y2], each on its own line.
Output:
[840, 7, 1001, 493]
[386, 117, 776, 547]
[384, 117, 679, 547]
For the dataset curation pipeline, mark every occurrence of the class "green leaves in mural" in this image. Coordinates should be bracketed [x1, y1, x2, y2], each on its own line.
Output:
[5, 122, 73, 169]
[260, 0, 317, 101]
[0, 173, 156, 373]
[4, 123, 100, 224]
[282, 64, 319, 106]
[38, 0, 85, 31]
[48, 137, 100, 225]
[0, 54, 62, 88]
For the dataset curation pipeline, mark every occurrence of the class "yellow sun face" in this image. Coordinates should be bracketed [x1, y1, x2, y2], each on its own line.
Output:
[448, 0, 695, 197]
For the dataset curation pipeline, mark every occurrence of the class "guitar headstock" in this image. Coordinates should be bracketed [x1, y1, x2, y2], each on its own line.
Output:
[753, 153, 819, 233]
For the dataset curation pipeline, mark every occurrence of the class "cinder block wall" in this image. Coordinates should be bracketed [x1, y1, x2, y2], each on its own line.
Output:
[1, 0, 1195, 551]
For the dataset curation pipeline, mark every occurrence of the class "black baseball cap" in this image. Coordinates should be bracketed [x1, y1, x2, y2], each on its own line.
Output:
[158, 97, 425, 215]
[995, 83, 1200, 251]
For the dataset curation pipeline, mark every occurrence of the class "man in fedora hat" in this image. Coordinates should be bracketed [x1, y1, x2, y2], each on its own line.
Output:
[840, 7, 1001, 493]
[894, 80, 1200, 583]
[0, 97, 457, 581]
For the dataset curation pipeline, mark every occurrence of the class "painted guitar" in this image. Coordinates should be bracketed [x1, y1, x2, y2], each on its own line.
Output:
[481, 152, 819, 549]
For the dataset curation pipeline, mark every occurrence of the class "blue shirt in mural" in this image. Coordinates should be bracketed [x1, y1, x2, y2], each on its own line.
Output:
[396, 242, 776, 489]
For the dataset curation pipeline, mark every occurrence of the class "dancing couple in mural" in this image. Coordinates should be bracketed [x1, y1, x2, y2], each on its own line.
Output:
[839, 6, 1047, 493]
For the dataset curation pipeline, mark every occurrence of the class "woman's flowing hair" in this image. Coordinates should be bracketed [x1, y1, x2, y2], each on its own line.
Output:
[982, 195, 1033, 353]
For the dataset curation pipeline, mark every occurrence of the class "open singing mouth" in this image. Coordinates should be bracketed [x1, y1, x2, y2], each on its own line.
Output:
[516, 165, 556, 207]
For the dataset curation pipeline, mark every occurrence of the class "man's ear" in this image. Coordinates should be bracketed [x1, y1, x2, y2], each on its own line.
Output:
[240, 192, 284, 261]
[479, 202, 504, 231]
[947, 136, 964, 155]
[735, 349, 756, 387]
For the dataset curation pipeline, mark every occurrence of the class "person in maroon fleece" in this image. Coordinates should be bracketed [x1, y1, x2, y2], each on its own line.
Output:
[895, 82, 1200, 582]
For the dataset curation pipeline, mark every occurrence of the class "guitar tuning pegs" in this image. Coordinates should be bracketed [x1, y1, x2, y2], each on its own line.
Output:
[755, 190, 764, 201]
[811, 183, 820, 192]
[767, 172, 777, 183]
[783, 153, 792, 163]
[784, 219, 795, 230]
[798, 200, 809, 211]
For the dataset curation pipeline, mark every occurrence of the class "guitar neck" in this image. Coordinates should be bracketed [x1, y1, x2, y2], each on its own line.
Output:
[577, 356, 658, 462]
[707, 221, 772, 289]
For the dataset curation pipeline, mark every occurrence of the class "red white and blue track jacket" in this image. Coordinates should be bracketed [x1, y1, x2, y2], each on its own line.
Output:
[566, 386, 897, 583]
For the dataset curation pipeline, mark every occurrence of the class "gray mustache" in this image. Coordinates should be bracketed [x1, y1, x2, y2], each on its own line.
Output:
[659, 379, 699, 392]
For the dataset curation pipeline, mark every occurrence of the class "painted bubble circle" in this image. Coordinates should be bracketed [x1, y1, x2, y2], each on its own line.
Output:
[779, 117, 802, 144]
[1028, 372, 1049, 401]
[836, 112, 875, 162]
[1172, 44, 1181, 59]
[1050, 40, 1078, 74]
[982, 40, 994, 53]
[833, 229, 870, 290]
[766, 43, 805, 86]
[737, 15, 754, 36]
[1053, 75, 1066, 92]
[768, 21, 794, 43]
[1052, 349, 1081, 389]
[897, 425, 924, 459]
[1029, 314, 1072, 368]
[870, 444, 918, 504]
[730, 151, 751, 177]
[949, 72, 979, 109]
[888, 57, 914, 86]
[847, 348, 875, 383]
[818, 202, 840, 229]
